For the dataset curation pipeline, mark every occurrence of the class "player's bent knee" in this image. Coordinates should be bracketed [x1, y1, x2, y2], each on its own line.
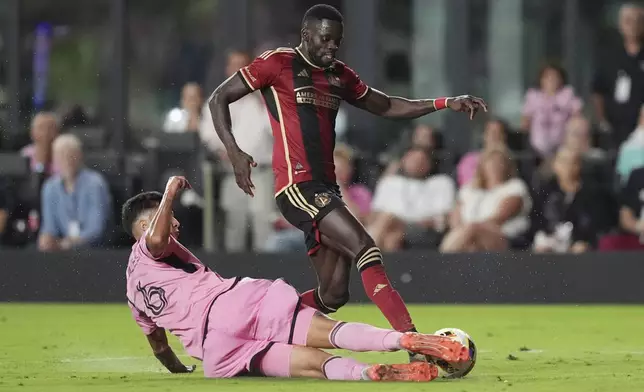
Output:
[319, 289, 350, 311]
[354, 243, 383, 273]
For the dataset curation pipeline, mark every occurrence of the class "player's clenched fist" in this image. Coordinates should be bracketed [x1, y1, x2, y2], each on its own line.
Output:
[165, 176, 192, 196]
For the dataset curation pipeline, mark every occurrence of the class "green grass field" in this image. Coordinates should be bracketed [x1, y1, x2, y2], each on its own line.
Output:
[1, 304, 643, 391]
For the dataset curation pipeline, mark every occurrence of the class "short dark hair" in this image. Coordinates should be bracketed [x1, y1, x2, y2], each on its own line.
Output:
[121, 191, 163, 237]
[302, 4, 343, 28]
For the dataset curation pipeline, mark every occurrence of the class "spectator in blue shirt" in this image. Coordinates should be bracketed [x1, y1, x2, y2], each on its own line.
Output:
[38, 134, 112, 251]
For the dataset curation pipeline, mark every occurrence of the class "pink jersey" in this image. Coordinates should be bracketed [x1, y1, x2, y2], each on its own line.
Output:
[126, 234, 239, 360]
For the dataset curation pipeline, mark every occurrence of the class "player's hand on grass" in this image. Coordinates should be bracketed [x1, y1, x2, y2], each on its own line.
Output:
[230, 149, 257, 197]
[165, 176, 192, 196]
[447, 95, 488, 120]
[171, 364, 197, 374]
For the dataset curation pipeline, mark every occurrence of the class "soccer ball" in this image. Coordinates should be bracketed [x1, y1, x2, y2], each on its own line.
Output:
[430, 328, 477, 379]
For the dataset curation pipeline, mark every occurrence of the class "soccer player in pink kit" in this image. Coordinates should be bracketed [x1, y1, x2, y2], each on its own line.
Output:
[123, 176, 469, 381]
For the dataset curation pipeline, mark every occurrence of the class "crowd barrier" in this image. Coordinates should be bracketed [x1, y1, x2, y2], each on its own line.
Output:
[1, 250, 642, 303]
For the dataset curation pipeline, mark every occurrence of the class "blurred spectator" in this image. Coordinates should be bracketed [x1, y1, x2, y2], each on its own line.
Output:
[592, 3, 644, 147]
[561, 115, 606, 161]
[335, 107, 349, 142]
[201, 50, 275, 252]
[1, 112, 64, 247]
[532, 147, 601, 254]
[533, 115, 608, 188]
[457, 117, 509, 186]
[61, 104, 91, 129]
[520, 63, 583, 157]
[334, 144, 372, 222]
[0, 179, 8, 246]
[616, 105, 644, 183]
[20, 112, 60, 175]
[163, 82, 204, 133]
[601, 166, 644, 251]
[368, 148, 455, 251]
[38, 134, 112, 252]
[381, 124, 439, 176]
[441, 147, 532, 253]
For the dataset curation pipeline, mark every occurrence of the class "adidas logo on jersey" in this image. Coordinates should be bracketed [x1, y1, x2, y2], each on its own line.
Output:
[297, 69, 310, 78]
[295, 162, 304, 170]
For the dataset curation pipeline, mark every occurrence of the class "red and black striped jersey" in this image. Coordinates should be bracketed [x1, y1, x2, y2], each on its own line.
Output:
[237, 47, 370, 195]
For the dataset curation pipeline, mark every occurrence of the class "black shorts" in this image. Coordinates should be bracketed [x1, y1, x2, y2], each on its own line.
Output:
[275, 181, 345, 255]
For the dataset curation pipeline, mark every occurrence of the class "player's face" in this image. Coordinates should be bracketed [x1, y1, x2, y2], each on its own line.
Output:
[138, 209, 180, 239]
[306, 19, 343, 67]
[170, 216, 180, 239]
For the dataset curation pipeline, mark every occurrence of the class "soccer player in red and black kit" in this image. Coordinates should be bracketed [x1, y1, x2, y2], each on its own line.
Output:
[209, 4, 487, 362]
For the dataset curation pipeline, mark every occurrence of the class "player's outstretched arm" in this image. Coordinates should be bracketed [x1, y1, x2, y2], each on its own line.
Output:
[146, 176, 191, 258]
[208, 75, 257, 197]
[146, 328, 196, 374]
[350, 88, 487, 120]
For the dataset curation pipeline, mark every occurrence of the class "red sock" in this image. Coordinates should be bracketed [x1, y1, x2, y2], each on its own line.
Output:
[360, 263, 415, 332]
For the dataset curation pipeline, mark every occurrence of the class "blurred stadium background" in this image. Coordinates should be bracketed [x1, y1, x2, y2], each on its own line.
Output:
[1, 0, 644, 390]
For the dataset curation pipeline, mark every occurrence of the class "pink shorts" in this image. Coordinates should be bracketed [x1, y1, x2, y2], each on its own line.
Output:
[202, 278, 317, 378]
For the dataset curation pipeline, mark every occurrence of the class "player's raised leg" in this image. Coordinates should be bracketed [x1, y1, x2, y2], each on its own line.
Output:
[255, 343, 438, 381]
[317, 206, 416, 333]
[299, 311, 469, 363]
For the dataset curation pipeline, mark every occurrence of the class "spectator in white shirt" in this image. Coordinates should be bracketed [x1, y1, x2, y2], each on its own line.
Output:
[200, 50, 275, 252]
[440, 146, 532, 253]
[163, 82, 204, 133]
[368, 148, 456, 251]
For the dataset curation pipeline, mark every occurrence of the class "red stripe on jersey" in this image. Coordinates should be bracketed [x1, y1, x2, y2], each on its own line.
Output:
[313, 71, 338, 184]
